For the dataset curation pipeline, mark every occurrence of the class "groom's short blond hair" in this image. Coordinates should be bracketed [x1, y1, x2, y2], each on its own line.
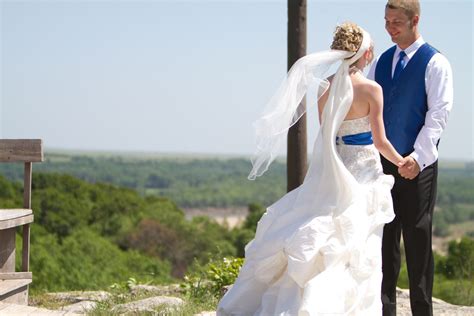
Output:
[386, 0, 420, 19]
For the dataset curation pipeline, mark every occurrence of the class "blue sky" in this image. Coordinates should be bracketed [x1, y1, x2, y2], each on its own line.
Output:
[1, 0, 472, 161]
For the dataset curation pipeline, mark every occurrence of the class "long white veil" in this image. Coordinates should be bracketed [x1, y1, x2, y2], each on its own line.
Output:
[248, 30, 371, 183]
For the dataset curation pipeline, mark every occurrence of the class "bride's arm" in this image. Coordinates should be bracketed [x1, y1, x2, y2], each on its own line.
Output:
[317, 75, 334, 124]
[367, 82, 406, 166]
[317, 90, 329, 124]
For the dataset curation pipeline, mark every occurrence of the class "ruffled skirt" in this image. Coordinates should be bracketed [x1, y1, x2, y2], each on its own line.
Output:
[217, 144, 394, 315]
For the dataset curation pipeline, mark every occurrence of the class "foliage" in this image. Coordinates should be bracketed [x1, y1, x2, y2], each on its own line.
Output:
[398, 237, 474, 306]
[433, 205, 474, 237]
[438, 174, 474, 205]
[206, 257, 244, 297]
[434, 170, 474, 237]
[28, 226, 172, 292]
[243, 203, 266, 231]
[436, 237, 474, 280]
[231, 203, 266, 257]
[182, 257, 244, 300]
[1, 172, 235, 292]
[109, 277, 139, 292]
[432, 276, 474, 306]
[0, 153, 286, 207]
[0, 153, 473, 308]
[123, 215, 236, 278]
[433, 216, 450, 237]
[0, 154, 472, 209]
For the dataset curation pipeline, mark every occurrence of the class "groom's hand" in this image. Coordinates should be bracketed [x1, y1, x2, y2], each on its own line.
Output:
[398, 156, 420, 180]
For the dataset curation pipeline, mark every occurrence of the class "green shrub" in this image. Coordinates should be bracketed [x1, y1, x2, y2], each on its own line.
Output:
[29, 228, 172, 293]
[182, 257, 244, 299]
[398, 239, 474, 306]
[433, 275, 474, 306]
[437, 237, 474, 280]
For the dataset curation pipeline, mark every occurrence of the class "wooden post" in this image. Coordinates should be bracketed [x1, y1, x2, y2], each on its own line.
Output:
[22, 162, 32, 272]
[287, 0, 307, 192]
[21, 225, 30, 273]
[23, 162, 32, 209]
[0, 228, 16, 272]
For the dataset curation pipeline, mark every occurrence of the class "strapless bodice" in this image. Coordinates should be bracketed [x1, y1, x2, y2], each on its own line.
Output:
[337, 116, 371, 138]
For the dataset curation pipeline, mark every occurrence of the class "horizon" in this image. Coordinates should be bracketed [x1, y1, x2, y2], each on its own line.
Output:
[43, 147, 473, 165]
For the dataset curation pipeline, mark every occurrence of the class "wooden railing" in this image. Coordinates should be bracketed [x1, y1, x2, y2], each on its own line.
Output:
[0, 139, 43, 305]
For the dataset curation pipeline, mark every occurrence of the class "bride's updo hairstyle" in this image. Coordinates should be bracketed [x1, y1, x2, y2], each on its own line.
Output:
[330, 22, 363, 53]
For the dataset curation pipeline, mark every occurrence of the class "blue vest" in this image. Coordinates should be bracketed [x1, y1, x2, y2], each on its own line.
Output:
[375, 43, 438, 155]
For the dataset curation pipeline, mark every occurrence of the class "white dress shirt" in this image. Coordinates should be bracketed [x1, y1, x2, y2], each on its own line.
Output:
[368, 36, 454, 171]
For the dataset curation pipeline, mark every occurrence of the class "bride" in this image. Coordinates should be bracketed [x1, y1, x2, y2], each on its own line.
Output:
[217, 23, 407, 315]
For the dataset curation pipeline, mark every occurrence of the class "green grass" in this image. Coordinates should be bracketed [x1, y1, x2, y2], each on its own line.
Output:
[29, 292, 69, 310]
[433, 276, 474, 306]
[397, 252, 474, 306]
[30, 284, 218, 315]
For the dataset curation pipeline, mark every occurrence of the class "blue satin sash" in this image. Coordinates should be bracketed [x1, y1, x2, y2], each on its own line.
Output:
[336, 131, 373, 145]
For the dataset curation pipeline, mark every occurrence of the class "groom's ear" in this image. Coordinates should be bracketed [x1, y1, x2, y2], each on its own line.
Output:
[412, 15, 419, 28]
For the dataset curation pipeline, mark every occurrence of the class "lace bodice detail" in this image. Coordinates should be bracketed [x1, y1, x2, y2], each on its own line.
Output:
[337, 115, 371, 137]
[335, 116, 383, 184]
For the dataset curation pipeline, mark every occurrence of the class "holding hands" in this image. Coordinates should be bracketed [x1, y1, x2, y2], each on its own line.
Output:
[397, 156, 420, 180]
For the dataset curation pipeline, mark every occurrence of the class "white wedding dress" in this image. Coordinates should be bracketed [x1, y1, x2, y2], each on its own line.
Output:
[217, 116, 395, 315]
[218, 30, 394, 315]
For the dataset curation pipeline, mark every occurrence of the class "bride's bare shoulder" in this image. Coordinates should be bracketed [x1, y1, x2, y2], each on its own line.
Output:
[360, 77, 382, 96]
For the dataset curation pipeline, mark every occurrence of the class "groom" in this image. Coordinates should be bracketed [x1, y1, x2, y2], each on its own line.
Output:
[368, 1, 453, 315]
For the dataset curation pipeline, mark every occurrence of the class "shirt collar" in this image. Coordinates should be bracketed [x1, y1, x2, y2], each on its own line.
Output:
[395, 36, 425, 59]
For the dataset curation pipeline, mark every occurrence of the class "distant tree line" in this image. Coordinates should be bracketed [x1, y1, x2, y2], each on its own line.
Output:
[433, 175, 474, 237]
[0, 154, 286, 207]
[0, 153, 472, 209]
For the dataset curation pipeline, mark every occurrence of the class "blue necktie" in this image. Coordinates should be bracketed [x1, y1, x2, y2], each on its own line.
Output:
[393, 50, 406, 81]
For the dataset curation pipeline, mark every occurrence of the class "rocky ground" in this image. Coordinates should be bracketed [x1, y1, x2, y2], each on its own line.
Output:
[24, 285, 474, 315]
